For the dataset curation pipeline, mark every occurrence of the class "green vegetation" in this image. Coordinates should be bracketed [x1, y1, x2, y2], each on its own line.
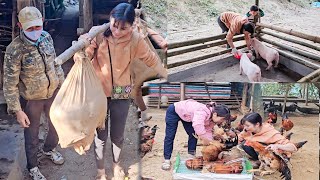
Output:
[261, 83, 319, 100]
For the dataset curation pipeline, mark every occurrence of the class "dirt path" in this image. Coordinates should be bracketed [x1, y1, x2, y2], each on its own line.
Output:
[141, 108, 319, 180]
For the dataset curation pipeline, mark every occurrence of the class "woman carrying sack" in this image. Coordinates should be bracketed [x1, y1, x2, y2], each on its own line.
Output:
[76, 3, 167, 180]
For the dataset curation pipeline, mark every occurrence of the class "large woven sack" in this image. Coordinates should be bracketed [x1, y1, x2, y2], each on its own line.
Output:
[50, 51, 107, 155]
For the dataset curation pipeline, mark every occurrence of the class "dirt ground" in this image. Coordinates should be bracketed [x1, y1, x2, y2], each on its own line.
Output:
[141, 107, 319, 180]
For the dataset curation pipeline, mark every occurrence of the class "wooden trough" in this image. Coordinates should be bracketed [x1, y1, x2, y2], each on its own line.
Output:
[167, 23, 320, 82]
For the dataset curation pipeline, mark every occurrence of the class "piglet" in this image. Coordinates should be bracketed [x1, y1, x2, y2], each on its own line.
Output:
[239, 52, 261, 82]
[251, 38, 279, 70]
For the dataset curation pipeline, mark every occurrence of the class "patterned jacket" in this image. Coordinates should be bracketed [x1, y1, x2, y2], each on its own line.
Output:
[3, 30, 64, 113]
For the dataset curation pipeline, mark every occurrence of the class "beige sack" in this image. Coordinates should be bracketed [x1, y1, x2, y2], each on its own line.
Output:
[50, 51, 107, 155]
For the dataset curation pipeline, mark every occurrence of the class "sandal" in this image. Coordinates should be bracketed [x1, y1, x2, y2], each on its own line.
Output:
[161, 160, 171, 171]
[113, 163, 125, 180]
[96, 174, 107, 180]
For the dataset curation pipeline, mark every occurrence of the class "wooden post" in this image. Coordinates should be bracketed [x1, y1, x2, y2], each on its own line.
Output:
[157, 84, 162, 109]
[256, 23, 320, 43]
[83, 0, 93, 33]
[282, 85, 290, 115]
[12, 0, 17, 39]
[79, 0, 84, 28]
[180, 83, 185, 101]
[241, 83, 248, 107]
[305, 83, 309, 106]
[249, 84, 255, 112]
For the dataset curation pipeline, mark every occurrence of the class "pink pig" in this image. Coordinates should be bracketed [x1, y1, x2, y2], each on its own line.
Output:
[239, 52, 261, 82]
[251, 38, 279, 70]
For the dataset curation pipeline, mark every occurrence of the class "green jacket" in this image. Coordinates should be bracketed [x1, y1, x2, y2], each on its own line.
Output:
[3, 30, 65, 113]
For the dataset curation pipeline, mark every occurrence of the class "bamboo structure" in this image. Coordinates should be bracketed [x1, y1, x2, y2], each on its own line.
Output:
[282, 85, 290, 115]
[167, 35, 245, 57]
[260, 37, 320, 61]
[298, 68, 320, 82]
[55, 23, 110, 65]
[168, 33, 227, 49]
[260, 29, 320, 52]
[256, 23, 320, 43]
[168, 44, 246, 68]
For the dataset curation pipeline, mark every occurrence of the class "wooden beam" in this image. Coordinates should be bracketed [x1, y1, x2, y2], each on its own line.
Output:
[167, 35, 245, 57]
[256, 22, 320, 43]
[12, 0, 17, 39]
[55, 23, 110, 65]
[260, 37, 320, 61]
[167, 44, 246, 69]
[168, 33, 227, 49]
[276, 48, 320, 70]
[298, 68, 320, 82]
[260, 29, 320, 52]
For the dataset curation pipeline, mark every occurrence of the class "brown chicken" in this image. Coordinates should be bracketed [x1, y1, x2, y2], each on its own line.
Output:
[206, 161, 243, 174]
[185, 156, 204, 170]
[280, 113, 294, 136]
[201, 141, 224, 162]
[245, 141, 291, 180]
[266, 111, 277, 124]
[140, 125, 159, 158]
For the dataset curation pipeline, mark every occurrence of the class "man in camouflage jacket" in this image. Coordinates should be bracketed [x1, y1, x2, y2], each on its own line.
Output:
[3, 6, 65, 180]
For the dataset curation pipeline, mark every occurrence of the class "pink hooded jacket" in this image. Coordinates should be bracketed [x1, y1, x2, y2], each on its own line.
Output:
[174, 99, 215, 140]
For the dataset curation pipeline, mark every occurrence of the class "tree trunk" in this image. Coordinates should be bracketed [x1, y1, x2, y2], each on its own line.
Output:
[282, 85, 290, 115]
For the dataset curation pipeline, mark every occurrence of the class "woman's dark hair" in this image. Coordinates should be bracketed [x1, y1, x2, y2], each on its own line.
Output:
[243, 22, 255, 34]
[241, 112, 262, 126]
[104, 3, 135, 37]
[250, 5, 259, 12]
[207, 103, 231, 120]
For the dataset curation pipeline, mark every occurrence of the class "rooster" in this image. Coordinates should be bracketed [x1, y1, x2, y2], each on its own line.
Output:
[140, 125, 159, 158]
[266, 111, 277, 124]
[280, 113, 294, 136]
[245, 141, 291, 180]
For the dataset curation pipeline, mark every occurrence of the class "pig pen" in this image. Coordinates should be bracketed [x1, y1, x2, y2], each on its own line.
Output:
[168, 53, 312, 82]
[167, 24, 320, 82]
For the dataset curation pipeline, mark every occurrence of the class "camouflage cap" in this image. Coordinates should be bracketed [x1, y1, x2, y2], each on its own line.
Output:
[18, 6, 43, 30]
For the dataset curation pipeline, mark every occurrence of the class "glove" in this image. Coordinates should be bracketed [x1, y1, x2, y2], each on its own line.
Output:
[231, 48, 238, 54]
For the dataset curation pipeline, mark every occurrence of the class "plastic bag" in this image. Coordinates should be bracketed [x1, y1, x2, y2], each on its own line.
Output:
[50, 51, 107, 155]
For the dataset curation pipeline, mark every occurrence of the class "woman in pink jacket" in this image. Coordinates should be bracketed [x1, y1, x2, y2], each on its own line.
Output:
[161, 99, 231, 170]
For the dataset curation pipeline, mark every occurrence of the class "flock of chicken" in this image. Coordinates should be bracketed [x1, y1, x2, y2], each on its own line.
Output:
[139, 101, 314, 180]
[184, 107, 309, 180]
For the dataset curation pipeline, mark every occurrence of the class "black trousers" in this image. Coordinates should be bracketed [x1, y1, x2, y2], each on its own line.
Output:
[241, 141, 259, 160]
[94, 98, 130, 169]
[217, 16, 229, 33]
[21, 90, 59, 170]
